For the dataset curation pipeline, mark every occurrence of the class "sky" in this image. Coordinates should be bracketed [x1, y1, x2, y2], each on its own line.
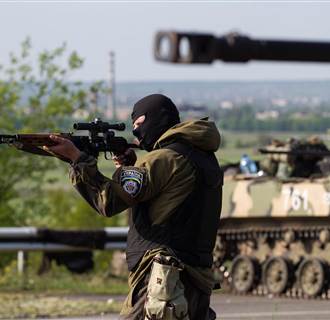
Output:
[1, 2, 330, 82]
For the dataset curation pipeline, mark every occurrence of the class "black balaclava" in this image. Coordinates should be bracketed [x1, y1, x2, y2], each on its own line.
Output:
[131, 94, 180, 151]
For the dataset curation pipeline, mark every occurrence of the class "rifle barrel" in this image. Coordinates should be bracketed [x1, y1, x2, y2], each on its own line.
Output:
[0, 134, 73, 146]
[0, 135, 17, 144]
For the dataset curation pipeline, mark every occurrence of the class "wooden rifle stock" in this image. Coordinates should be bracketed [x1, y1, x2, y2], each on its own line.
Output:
[0, 133, 74, 158]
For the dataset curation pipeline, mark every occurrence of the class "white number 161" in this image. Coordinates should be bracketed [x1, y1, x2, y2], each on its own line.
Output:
[282, 188, 308, 211]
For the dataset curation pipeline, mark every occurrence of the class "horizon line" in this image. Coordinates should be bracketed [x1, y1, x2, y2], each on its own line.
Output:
[68, 78, 330, 84]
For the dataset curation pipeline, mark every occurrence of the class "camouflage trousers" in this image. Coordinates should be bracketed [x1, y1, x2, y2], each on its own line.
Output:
[119, 271, 217, 320]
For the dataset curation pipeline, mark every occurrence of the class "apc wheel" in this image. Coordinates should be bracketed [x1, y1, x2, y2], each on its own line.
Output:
[263, 257, 291, 295]
[231, 255, 259, 293]
[298, 258, 327, 297]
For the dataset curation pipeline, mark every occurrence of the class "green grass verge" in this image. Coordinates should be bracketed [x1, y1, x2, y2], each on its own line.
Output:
[0, 256, 128, 318]
[0, 259, 128, 295]
[0, 293, 122, 319]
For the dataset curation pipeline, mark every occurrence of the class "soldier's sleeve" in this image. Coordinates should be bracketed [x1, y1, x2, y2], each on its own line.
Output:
[70, 150, 183, 216]
[69, 153, 129, 217]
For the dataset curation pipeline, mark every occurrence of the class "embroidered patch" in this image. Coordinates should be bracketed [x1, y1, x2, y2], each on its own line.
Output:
[120, 169, 143, 197]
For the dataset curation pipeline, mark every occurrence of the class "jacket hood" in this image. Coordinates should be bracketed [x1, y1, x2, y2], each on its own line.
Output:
[154, 119, 221, 152]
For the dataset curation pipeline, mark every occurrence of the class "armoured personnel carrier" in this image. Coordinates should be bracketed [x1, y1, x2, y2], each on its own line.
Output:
[216, 137, 330, 298]
[154, 31, 330, 298]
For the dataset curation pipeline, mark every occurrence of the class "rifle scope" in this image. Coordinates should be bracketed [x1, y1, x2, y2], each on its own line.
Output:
[73, 118, 125, 132]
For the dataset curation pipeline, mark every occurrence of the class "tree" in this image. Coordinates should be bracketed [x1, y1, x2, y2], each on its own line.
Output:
[0, 38, 104, 226]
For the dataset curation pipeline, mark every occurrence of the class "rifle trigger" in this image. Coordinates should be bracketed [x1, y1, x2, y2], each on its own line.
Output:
[104, 151, 112, 160]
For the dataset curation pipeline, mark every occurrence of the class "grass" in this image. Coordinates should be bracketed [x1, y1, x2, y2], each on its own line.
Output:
[0, 254, 129, 295]
[0, 259, 128, 318]
[0, 293, 122, 319]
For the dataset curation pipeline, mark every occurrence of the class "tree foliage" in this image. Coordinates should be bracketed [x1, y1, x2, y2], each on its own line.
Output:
[0, 38, 103, 226]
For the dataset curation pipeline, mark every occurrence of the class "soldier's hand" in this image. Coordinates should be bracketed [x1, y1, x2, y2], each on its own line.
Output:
[112, 148, 137, 168]
[43, 135, 82, 163]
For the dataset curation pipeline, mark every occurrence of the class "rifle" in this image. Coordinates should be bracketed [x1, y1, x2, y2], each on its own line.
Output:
[0, 118, 138, 160]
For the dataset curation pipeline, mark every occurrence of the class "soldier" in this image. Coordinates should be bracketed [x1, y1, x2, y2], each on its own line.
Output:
[45, 94, 223, 320]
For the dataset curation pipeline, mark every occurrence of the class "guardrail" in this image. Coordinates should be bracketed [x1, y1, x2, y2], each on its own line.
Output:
[0, 227, 128, 251]
[0, 227, 129, 274]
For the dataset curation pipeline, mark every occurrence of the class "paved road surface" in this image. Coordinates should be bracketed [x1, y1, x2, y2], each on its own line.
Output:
[41, 293, 330, 320]
[212, 294, 330, 319]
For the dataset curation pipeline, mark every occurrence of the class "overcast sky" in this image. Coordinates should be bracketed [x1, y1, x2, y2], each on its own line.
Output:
[1, 2, 330, 82]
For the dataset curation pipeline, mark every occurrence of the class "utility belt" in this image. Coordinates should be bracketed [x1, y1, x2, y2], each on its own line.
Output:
[144, 253, 189, 320]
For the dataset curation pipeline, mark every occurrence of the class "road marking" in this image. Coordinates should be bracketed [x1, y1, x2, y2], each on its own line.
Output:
[218, 310, 330, 319]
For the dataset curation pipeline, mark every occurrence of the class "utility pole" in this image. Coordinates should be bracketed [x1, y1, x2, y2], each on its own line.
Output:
[108, 51, 117, 121]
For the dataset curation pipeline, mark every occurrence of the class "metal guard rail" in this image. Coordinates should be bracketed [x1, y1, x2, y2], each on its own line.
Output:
[0, 227, 129, 252]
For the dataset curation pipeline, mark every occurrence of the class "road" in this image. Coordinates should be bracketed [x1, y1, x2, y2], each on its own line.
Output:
[41, 293, 330, 320]
[211, 294, 330, 319]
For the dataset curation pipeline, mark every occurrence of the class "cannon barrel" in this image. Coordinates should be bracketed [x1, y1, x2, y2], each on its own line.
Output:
[154, 31, 330, 64]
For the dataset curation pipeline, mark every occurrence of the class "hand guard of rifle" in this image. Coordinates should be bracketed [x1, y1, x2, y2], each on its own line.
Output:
[0, 118, 138, 160]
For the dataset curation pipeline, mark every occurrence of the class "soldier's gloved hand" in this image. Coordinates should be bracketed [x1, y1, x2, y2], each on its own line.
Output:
[112, 148, 137, 168]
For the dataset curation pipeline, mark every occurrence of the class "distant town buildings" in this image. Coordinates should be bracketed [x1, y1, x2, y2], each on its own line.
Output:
[256, 110, 279, 120]
[64, 81, 330, 124]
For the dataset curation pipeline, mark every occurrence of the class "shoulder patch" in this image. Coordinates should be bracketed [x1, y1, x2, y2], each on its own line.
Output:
[120, 169, 143, 197]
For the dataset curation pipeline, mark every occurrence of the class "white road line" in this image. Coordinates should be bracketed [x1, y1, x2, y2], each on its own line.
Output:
[218, 310, 330, 319]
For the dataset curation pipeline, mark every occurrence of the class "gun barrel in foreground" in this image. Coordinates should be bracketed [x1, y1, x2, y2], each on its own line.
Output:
[154, 31, 330, 64]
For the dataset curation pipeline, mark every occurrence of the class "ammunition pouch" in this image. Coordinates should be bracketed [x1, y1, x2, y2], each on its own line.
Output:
[144, 254, 189, 320]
